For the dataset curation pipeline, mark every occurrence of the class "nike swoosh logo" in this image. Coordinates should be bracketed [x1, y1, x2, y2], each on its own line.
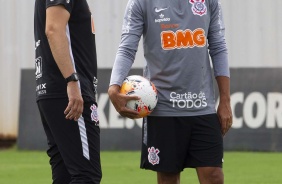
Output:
[155, 7, 168, 13]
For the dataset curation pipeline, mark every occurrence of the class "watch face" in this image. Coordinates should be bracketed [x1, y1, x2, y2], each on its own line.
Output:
[73, 74, 79, 80]
[66, 73, 79, 82]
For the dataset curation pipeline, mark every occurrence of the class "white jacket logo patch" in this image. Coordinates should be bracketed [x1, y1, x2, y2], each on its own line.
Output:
[189, 0, 207, 16]
[148, 147, 160, 165]
[90, 104, 99, 124]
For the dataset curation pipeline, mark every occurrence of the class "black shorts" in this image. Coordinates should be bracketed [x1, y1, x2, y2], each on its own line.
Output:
[37, 98, 102, 184]
[140, 114, 223, 173]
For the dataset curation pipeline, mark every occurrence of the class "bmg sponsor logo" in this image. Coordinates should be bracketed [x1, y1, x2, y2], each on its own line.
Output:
[161, 28, 206, 50]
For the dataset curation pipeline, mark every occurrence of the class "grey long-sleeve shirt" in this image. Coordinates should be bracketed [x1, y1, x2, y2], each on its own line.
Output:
[110, 0, 230, 116]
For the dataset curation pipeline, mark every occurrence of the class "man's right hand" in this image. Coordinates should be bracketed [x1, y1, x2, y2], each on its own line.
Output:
[108, 84, 140, 119]
[64, 81, 84, 121]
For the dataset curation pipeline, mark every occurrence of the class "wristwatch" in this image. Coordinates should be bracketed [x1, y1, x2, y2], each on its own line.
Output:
[65, 73, 79, 83]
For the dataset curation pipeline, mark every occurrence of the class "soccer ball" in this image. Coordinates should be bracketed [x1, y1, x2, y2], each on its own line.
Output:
[120, 75, 158, 118]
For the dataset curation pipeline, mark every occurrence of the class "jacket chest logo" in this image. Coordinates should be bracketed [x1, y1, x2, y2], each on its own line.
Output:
[189, 0, 207, 16]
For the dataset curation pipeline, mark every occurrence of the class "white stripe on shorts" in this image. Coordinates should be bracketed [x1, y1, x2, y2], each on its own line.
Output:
[78, 116, 90, 160]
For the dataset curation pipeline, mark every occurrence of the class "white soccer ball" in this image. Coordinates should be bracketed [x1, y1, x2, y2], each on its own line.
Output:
[120, 75, 158, 118]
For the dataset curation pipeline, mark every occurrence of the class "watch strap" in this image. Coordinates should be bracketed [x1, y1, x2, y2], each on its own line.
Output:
[65, 73, 79, 83]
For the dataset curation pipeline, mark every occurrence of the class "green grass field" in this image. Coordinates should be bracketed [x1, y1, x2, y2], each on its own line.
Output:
[0, 149, 282, 184]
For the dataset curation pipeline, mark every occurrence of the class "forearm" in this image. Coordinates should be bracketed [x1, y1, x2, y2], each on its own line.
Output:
[110, 53, 134, 86]
[216, 76, 230, 102]
[109, 0, 144, 86]
[216, 76, 233, 135]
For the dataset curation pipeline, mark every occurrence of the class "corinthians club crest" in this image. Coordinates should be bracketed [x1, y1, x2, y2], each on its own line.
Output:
[148, 147, 160, 165]
[90, 104, 99, 125]
[189, 0, 207, 16]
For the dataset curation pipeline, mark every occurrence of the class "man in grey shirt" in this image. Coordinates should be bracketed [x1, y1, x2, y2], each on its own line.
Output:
[108, 0, 232, 183]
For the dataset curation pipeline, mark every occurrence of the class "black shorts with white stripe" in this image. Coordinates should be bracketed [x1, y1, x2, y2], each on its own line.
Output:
[37, 98, 101, 184]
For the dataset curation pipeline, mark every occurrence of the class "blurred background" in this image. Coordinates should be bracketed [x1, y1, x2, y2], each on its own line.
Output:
[0, 0, 282, 151]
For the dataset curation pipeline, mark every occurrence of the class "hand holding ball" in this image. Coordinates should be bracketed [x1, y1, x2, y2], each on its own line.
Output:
[120, 75, 158, 118]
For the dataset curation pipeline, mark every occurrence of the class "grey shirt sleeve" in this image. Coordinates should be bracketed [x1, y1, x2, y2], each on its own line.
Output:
[208, 0, 230, 78]
[109, 0, 144, 86]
